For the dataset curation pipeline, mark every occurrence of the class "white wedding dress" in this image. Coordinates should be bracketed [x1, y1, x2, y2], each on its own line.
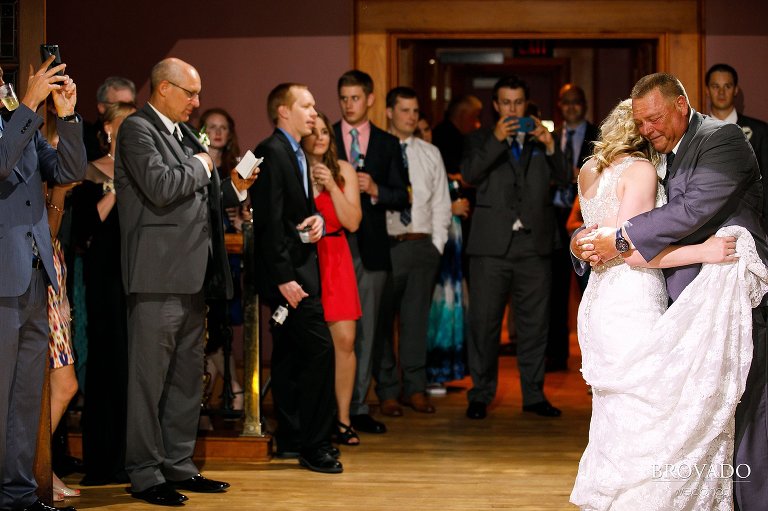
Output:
[570, 156, 768, 510]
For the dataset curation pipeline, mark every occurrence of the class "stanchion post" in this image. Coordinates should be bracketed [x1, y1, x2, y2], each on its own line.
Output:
[241, 221, 265, 437]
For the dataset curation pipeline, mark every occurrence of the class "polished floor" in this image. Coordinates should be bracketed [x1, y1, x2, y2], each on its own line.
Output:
[60, 344, 592, 510]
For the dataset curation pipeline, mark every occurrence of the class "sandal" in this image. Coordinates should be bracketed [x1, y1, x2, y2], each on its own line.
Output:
[332, 421, 360, 446]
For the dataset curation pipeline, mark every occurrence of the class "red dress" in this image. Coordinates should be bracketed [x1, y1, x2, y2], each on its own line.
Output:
[314, 189, 362, 322]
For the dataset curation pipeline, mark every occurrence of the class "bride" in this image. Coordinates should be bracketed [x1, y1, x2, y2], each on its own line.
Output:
[570, 99, 767, 510]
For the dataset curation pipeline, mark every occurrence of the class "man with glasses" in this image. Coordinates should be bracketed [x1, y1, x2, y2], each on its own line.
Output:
[84, 76, 136, 159]
[115, 58, 257, 506]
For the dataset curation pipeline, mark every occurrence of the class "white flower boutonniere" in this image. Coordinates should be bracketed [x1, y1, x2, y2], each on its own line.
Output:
[198, 126, 211, 149]
[742, 125, 753, 142]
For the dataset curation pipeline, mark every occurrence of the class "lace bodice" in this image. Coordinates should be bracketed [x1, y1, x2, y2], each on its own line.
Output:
[579, 156, 666, 228]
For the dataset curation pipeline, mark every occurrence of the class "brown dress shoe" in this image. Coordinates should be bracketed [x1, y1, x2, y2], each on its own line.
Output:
[380, 399, 404, 417]
[402, 392, 436, 413]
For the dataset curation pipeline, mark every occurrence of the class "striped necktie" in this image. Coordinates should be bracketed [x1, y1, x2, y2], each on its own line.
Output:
[350, 127, 361, 169]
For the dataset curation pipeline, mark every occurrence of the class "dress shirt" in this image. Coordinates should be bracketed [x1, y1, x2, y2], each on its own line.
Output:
[278, 127, 308, 197]
[560, 120, 587, 158]
[341, 119, 371, 161]
[713, 107, 739, 125]
[386, 136, 452, 254]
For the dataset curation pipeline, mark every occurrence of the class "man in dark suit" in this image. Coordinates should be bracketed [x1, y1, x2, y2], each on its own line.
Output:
[576, 73, 768, 511]
[705, 63, 768, 221]
[462, 75, 567, 420]
[115, 58, 256, 505]
[250, 83, 341, 474]
[333, 70, 409, 432]
[0, 58, 86, 511]
[547, 84, 600, 371]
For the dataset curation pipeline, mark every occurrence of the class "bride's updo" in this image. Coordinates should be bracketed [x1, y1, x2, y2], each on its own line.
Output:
[591, 99, 660, 173]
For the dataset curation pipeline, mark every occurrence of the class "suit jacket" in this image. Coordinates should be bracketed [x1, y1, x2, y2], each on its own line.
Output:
[115, 103, 237, 299]
[333, 121, 409, 271]
[628, 111, 768, 301]
[0, 105, 86, 296]
[462, 128, 568, 256]
[737, 113, 768, 219]
[250, 129, 321, 303]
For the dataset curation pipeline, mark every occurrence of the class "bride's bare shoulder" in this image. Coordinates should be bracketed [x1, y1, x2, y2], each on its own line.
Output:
[623, 158, 658, 183]
[578, 157, 599, 186]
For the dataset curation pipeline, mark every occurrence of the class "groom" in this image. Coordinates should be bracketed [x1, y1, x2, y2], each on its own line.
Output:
[574, 73, 768, 511]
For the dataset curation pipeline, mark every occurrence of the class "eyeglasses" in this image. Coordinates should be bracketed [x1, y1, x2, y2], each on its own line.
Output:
[167, 81, 200, 101]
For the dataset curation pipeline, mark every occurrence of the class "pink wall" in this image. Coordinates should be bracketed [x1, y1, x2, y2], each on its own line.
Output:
[704, 0, 768, 120]
[47, 0, 353, 147]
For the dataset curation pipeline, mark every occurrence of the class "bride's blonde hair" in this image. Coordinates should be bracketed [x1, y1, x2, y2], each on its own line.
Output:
[592, 99, 660, 173]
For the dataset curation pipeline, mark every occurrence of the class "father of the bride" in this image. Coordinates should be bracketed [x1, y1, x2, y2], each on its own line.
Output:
[574, 72, 768, 511]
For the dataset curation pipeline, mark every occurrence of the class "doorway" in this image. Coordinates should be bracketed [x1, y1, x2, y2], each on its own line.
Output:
[397, 38, 657, 129]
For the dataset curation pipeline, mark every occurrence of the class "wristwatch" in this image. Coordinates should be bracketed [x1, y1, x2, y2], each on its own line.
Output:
[57, 113, 78, 122]
[615, 227, 630, 253]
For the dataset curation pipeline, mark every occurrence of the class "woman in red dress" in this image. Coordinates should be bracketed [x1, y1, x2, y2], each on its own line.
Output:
[302, 112, 362, 445]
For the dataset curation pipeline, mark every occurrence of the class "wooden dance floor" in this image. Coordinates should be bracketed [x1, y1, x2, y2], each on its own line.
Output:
[62, 345, 592, 510]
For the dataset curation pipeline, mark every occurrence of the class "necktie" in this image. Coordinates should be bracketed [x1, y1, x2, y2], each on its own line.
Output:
[510, 138, 522, 162]
[174, 125, 183, 142]
[296, 147, 308, 197]
[662, 152, 675, 187]
[400, 142, 411, 226]
[350, 127, 361, 169]
[564, 129, 575, 170]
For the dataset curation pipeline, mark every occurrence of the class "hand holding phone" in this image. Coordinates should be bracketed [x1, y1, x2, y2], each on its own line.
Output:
[504, 116, 536, 133]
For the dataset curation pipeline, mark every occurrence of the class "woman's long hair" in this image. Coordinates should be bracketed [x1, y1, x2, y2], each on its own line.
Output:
[315, 111, 344, 187]
[591, 99, 660, 173]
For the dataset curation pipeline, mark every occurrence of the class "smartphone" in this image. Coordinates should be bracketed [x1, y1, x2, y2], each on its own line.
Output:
[505, 116, 536, 133]
[40, 44, 64, 76]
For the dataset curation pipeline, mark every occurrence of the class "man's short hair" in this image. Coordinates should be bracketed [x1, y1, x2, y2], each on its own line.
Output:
[559, 83, 587, 104]
[631, 73, 689, 103]
[492, 75, 529, 102]
[97, 76, 136, 103]
[386, 86, 418, 109]
[267, 82, 307, 125]
[705, 63, 739, 86]
[338, 70, 374, 95]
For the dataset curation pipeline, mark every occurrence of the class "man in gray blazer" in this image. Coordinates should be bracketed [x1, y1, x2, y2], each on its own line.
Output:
[462, 75, 567, 420]
[115, 58, 256, 506]
[575, 73, 768, 511]
[0, 59, 86, 511]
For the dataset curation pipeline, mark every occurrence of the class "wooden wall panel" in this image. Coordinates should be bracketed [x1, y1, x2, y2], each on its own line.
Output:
[355, 0, 702, 126]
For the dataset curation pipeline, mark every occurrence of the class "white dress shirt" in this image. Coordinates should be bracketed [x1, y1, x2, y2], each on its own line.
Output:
[386, 136, 452, 254]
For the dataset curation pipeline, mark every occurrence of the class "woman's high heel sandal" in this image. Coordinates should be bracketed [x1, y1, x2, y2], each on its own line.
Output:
[332, 421, 360, 446]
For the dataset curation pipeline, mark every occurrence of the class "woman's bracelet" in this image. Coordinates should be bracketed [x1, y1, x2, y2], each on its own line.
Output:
[47, 202, 64, 213]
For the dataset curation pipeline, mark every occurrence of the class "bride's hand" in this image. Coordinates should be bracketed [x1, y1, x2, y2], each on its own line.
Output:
[701, 235, 739, 263]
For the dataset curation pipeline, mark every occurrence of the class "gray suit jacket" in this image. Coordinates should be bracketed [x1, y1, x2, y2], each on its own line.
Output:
[628, 111, 768, 301]
[462, 128, 568, 256]
[0, 105, 86, 296]
[115, 103, 237, 299]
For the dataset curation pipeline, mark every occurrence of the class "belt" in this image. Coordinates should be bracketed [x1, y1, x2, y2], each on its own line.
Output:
[389, 233, 429, 242]
[32, 256, 43, 269]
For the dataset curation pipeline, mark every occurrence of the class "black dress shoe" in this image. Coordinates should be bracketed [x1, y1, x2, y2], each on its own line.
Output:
[299, 449, 343, 474]
[350, 413, 386, 434]
[323, 445, 341, 459]
[170, 474, 230, 493]
[523, 400, 562, 417]
[23, 499, 76, 511]
[466, 401, 487, 419]
[132, 482, 188, 506]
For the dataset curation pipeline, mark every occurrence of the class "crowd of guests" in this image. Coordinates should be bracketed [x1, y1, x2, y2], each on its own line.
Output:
[1, 53, 766, 511]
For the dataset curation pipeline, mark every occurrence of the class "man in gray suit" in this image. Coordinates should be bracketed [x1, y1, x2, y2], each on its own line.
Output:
[462, 75, 567, 420]
[115, 58, 256, 506]
[0, 59, 86, 511]
[575, 73, 768, 511]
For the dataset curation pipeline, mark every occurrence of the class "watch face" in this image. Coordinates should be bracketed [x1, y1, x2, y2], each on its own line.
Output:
[616, 238, 630, 253]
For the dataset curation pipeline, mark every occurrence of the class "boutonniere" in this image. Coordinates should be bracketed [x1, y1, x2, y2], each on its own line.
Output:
[197, 126, 211, 149]
[742, 125, 753, 141]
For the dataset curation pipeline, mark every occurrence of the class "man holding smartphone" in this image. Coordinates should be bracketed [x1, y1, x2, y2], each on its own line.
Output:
[461, 75, 567, 421]
[0, 56, 86, 511]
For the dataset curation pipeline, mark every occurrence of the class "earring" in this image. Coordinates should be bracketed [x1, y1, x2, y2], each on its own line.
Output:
[107, 132, 112, 143]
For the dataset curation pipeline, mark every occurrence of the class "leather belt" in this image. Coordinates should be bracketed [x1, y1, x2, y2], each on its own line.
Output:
[32, 256, 43, 269]
[389, 233, 429, 242]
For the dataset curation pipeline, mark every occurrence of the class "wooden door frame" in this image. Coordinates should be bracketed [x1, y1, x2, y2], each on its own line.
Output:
[354, 0, 701, 126]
